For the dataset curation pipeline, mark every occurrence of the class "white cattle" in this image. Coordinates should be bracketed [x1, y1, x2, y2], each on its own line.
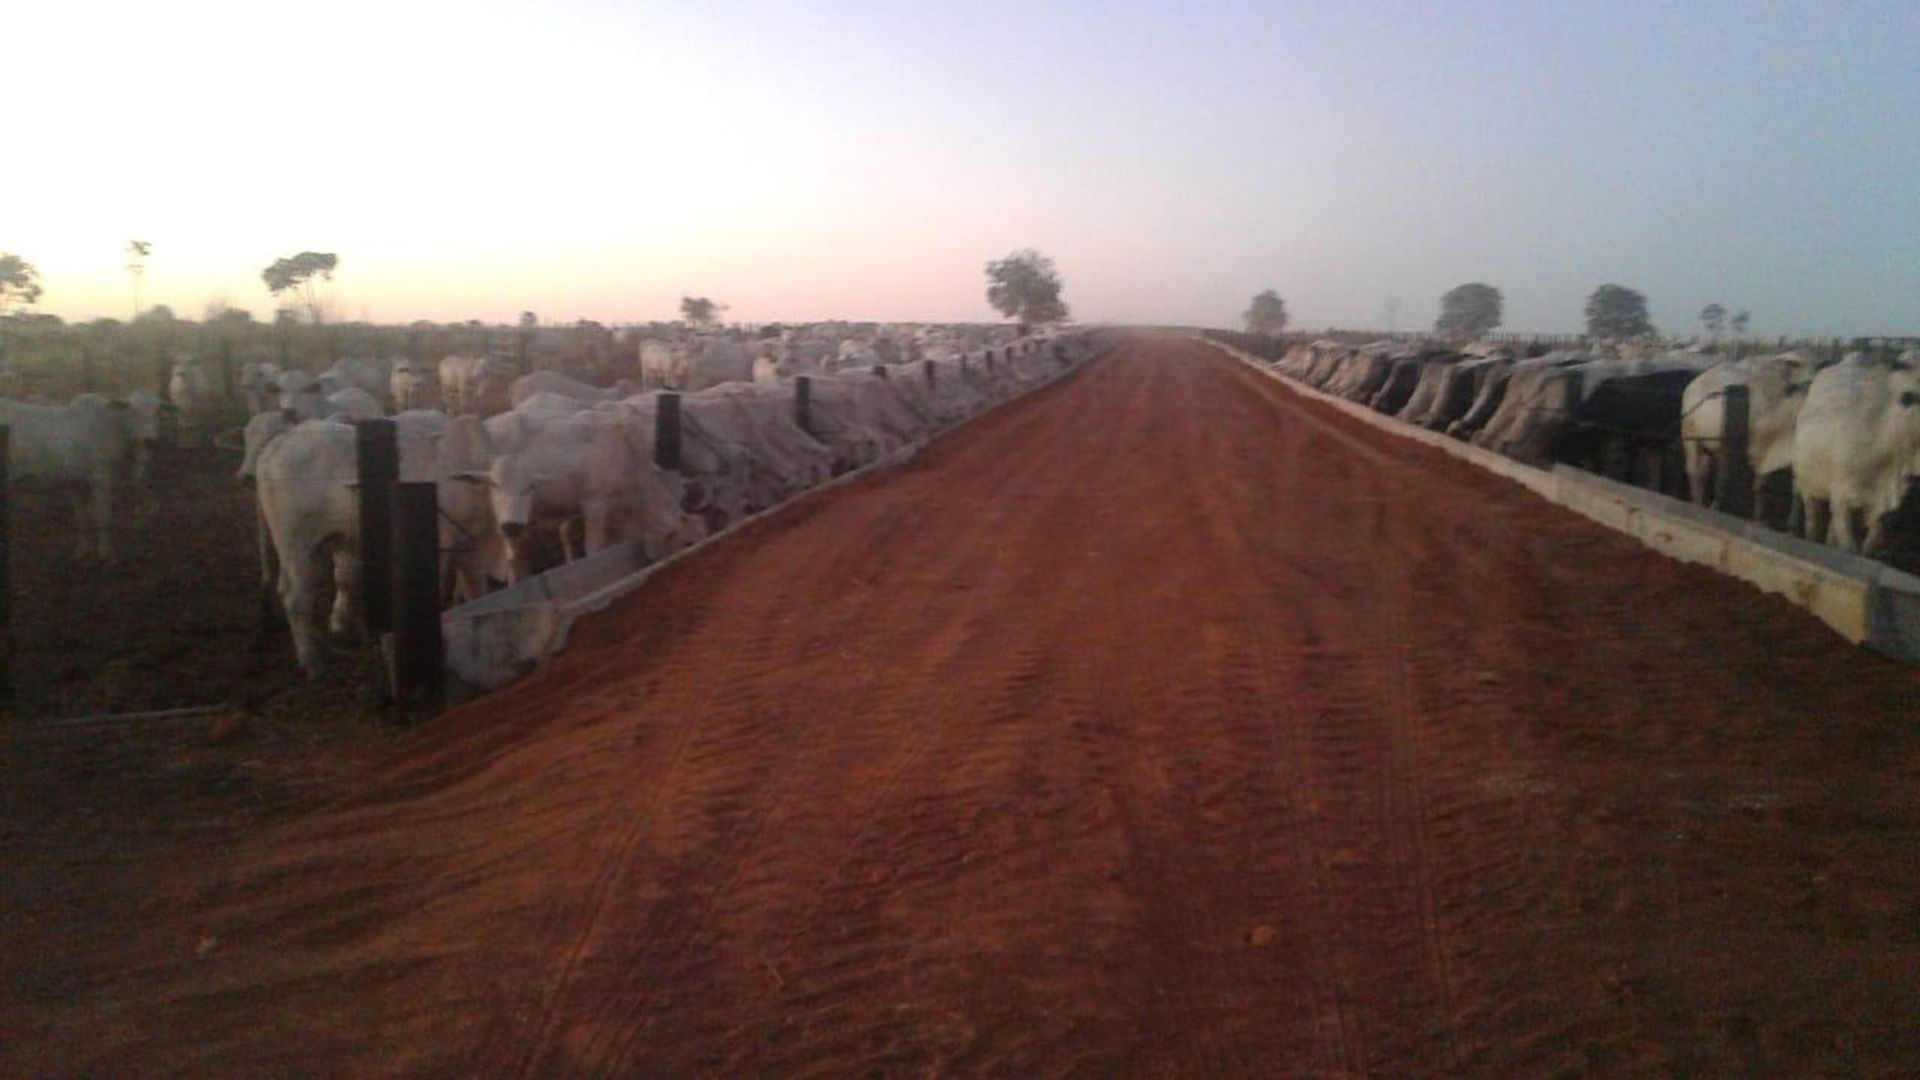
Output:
[239, 362, 283, 414]
[506, 370, 639, 408]
[167, 358, 215, 442]
[122, 390, 164, 484]
[250, 411, 448, 675]
[390, 358, 435, 411]
[513, 390, 599, 415]
[682, 338, 755, 391]
[276, 370, 328, 420]
[453, 410, 702, 583]
[1679, 352, 1822, 509]
[434, 415, 507, 605]
[438, 355, 518, 416]
[325, 357, 393, 403]
[637, 339, 686, 389]
[324, 387, 385, 422]
[596, 393, 756, 529]
[0, 395, 133, 560]
[1790, 355, 1920, 553]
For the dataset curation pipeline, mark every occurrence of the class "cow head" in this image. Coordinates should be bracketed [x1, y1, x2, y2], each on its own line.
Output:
[237, 409, 301, 482]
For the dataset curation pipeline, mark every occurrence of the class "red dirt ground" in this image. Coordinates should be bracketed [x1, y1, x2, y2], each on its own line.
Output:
[6, 335, 1919, 1076]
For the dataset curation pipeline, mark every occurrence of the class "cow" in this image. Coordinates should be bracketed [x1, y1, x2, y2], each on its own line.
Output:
[1790, 354, 1920, 554]
[324, 357, 393, 403]
[438, 355, 518, 416]
[239, 361, 283, 414]
[506, 370, 640, 408]
[451, 410, 703, 583]
[1680, 352, 1824, 515]
[168, 358, 215, 443]
[122, 390, 165, 484]
[1400, 355, 1508, 430]
[324, 387, 385, 422]
[0, 394, 135, 560]
[682, 338, 755, 390]
[275, 369, 328, 421]
[682, 382, 835, 507]
[390, 358, 435, 411]
[249, 412, 448, 675]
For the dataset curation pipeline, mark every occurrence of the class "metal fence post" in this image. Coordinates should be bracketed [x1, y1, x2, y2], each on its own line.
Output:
[794, 375, 812, 435]
[1717, 384, 1754, 519]
[356, 419, 399, 637]
[389, 481, 445, 714]
[655, 391, 682, 470]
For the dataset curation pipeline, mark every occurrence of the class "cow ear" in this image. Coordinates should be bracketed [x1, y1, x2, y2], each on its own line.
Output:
[1901, 391, 1920, 408]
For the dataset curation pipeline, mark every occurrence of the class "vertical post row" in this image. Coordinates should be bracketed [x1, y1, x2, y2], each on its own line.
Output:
[1717, 384, 1754, 519]
[655, 391, 683, 470]
[389, 481, 445, 714]
[356, 419, 399, 637]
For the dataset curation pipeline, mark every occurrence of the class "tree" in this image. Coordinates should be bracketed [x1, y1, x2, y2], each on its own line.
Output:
[1731, 309, 1751, 337]
[1584, 284, 1653, 340]
[519, 311, 538, 330]
[261, 251, 339, 324]
[1434, 282, 1504, 340]
[680, 296, 726, 329]
[1242, 289, 1288, 336]
[1700, 302, 1727, 342]
[985, 249, 1069, 329]
[135, 303, 176, 325]
[124, 239, 151, 321]
[0, 253, 43, 317]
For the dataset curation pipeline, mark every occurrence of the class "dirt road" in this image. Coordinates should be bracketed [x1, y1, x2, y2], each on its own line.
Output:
[8, 335, 1919, 1076]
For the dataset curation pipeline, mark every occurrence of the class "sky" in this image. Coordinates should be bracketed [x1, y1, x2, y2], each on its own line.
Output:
[8, 0, 1918, 336]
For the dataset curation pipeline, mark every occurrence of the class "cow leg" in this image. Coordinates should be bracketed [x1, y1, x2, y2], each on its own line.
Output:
[560, 518, 586, 562]
[1787, 493, 1806, 537]
[1807, 497, 1833, 545]
[580, 505, 610, 556]
[1830, 501, 1861, 551]
[280, 559, 325, 677]
[329, 545, 361, 637]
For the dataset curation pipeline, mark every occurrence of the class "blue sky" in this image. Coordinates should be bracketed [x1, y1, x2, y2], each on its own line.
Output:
[11, 0, 1917, 335]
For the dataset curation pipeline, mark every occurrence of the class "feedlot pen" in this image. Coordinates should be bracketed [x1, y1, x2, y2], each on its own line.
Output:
[5, 335, 1919, 1076]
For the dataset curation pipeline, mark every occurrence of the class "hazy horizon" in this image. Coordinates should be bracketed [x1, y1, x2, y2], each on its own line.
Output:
[11, 0, 1917, 336]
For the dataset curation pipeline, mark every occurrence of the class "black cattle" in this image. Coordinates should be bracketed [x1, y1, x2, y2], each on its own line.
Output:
[1553, 368, 1697, 494]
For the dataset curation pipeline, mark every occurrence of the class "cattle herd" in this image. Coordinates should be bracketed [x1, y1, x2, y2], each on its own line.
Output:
[1225, 335, 1920, 566]
[0, 324, 1098, 681]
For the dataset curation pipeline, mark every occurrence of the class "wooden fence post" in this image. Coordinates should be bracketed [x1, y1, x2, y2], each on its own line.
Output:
[356, 419, 399, 638]
[925, 359, 937, 385]
[1717, 384, 1754, 519]
[389, 481, 444, 714]
[794, 375, 812, 435]
[0, 426, 10, 700]
[655, 391, 682, 470]
[872, 365, 889, 380]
